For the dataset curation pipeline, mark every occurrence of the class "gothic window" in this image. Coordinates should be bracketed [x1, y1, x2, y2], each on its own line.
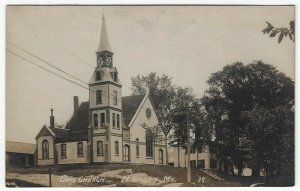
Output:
[96, 90, 102, 104]
[101, 113, 105, 128]
[123, 144, 130, 162]
[112, 113, 116, 128]
[146, 130, 153, 158]
[96, 71, 101, 81]
[136, 138, 139, 157]
[159, 149, 163, 164]
[42, 139, 49, 159]
[117, 114, 120, 129]
[94, 113, 98, 128]
[77, 142, 83, 157]
[97, 141, 103, 156]
[61, 144, 67, 158]
[115, 141, 119, 156]
[113, 91, 117, 105]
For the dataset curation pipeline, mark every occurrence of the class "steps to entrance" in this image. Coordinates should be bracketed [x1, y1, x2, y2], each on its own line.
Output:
[199, 169, 224, 181]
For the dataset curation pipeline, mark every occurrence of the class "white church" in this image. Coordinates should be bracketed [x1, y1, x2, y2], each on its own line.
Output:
[35, 16, 237, 175]
[35, 16, 167, 166]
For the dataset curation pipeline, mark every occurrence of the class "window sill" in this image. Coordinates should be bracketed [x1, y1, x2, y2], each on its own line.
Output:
[97, 154, 104, 156]
[61, 157, 67, 159]
[78, 156, 84, 158]
[146, 157, 153, 159]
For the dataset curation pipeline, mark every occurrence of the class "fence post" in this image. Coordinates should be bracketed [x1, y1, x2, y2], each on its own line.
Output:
[48, 167, 52, 187]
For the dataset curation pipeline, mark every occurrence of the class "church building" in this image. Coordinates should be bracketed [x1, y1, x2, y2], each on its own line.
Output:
[35, 16, 166, 166]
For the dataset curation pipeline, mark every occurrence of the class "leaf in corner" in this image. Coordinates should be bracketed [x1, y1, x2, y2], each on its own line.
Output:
[278, 32, 284, 43]
[269, 31, 277, 37]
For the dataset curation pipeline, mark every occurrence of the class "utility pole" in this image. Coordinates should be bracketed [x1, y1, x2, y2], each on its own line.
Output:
[48, 167, 52, 187]
[186, 108, 191, 183]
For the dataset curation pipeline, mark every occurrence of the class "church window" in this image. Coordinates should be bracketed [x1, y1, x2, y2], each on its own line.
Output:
[101, 113, 105, 128]
[159, 149, 163, 164]
[96, 71, 101, 81]
[42, 139, 49, 159]
[94, 113, 98, 128]
[97, 141, 103, 156]
[113, 72, 118, 82]
[146, 130, 153, 158]
[115, 141, 119, 156]
[136, 138, 139, 157]
[96, 90, 102, 104]
[113, 91, 117, 105]
[77, 142, 83, 157]
[112, 113, 116, 128]
[61, 144, 67, 158]
[117, 114, 120, 129]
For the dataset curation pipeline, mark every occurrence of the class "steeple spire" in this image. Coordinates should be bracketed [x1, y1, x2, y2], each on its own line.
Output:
[97, 14, 111, 52]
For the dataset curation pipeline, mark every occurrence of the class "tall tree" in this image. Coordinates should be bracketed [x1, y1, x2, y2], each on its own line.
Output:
[131, 72, 176, 163]
[202, 61, 294, 178]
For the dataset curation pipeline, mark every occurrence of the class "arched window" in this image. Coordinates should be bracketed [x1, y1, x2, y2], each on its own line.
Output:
[115, 141, 119, 156]
[123, 144, 130, 162]
[77, 142, 83, 157]
[97, 141, 103, 156]
[159, 149, 163, 164]
[101, 113, 105, 128]
[146, 130, 153, 158]
[94, 113, 98, 128]
[61, 143, 67, 158]
[96, 71, 101, 81]
[136, 138, 139, 157]
[112, 113, 116, 128]
[96, 90, 102, 104]
[42, 139, 49, 159]
[117, 114, 120, 129]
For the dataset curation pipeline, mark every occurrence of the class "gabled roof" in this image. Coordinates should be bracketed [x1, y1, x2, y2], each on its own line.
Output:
[122, 95, 145, 126]
[6, 141, 36, 154]
[37, 94, 149, 143]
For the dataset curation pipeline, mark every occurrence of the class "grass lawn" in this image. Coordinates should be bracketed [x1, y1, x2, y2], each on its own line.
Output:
[6, 163, 257, 187]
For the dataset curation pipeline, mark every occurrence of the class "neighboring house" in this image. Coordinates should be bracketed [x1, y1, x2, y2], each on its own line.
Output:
[6, 141, 36, 166]
[35, 16, 166, 166]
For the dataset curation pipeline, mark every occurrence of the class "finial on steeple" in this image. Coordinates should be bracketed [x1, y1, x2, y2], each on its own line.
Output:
[97, 14, 111, 52]
[50, 108, 53, 116]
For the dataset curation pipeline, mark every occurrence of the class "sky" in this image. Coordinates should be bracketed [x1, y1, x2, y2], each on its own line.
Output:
[6, 6, 294, 143]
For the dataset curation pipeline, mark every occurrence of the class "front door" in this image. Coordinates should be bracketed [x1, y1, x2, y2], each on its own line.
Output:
[123, 145, 130, 162]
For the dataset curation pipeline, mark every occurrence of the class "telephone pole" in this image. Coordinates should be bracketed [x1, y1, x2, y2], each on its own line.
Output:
[186, 108, 191, 183]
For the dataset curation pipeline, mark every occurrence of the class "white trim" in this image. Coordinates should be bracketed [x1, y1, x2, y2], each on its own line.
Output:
[128, 90, 149, 128]
[35, 124, 55, 139]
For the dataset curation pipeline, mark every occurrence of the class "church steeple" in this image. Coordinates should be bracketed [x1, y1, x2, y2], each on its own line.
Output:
[97, 15, 111, 53]
[96, 15, 113, 67]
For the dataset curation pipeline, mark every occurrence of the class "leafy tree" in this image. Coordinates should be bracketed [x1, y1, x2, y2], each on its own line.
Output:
[242, 105, 294, 185]
[131, 72, 176, 163]
[262, 20, 295, 43]
[202, 61, 294, 179]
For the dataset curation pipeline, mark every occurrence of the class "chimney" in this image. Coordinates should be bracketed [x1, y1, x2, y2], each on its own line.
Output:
[74, 96, 79, 112]
[50, 108, 54, 128]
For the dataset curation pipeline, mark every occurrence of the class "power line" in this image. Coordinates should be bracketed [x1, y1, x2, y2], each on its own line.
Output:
[7, 41, 88, 85]
[6, 49, 89, 90]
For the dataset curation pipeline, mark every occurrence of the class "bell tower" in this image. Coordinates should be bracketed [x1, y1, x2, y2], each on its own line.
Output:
[88, 15, 123, 164]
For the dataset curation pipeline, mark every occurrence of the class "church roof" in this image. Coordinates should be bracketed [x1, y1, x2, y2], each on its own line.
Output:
[97, 15, 111, 52]
[48, 95, 146, 143]
[122, 95, 145, 126]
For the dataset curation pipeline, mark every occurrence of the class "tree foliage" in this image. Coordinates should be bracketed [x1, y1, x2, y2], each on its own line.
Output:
[262, 20, 295, 43]
[202, 61, 294, 183]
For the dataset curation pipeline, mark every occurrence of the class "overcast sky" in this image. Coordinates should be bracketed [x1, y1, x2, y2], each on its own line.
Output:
[6, 6, 294, 143]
